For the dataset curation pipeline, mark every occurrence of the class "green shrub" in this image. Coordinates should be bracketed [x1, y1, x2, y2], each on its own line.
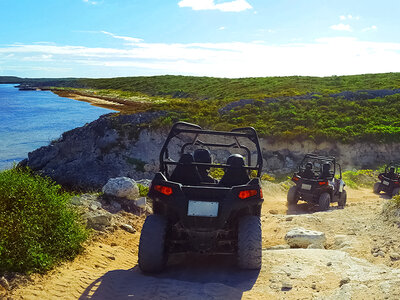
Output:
[209, 167, 224, 179]
[137, 183, 149, 197]
[391, 194, 400, 209]
[261, 173, 276, 181]
[0, 168, 88, 274]
[342, 169, 377, 189]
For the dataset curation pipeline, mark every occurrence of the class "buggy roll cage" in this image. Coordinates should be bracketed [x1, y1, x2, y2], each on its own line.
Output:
[159, 121, 263, 178]
[297, 153, 342, 179]
[384, 161, 400, 174]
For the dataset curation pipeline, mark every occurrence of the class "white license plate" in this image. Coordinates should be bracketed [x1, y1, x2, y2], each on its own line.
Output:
[383, 181, 390, 186]
[301, 184, 312, 190]
[187, 201, 219, 217]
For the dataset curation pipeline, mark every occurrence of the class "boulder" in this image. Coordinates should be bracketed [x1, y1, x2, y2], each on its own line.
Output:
[84, 210, 113, 230]
[102, 177, 139, 200]
[284, 227, 326, 249]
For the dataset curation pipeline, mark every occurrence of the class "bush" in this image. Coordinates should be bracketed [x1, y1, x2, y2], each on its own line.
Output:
[342, 169, 377, 189]
[0, 168, 88, 274]
[391, 194, 400, 209]
[209, 167, 225, 179]
[138, 183, 149, 197]
[261, 173, 276, 181]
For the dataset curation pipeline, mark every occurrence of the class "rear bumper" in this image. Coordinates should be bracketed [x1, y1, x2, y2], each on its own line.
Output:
[148, 179, 263, 253]
[296, 182, 333, 203]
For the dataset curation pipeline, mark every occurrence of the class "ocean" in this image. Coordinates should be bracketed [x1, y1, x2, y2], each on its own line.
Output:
[0, 84, 115, 170]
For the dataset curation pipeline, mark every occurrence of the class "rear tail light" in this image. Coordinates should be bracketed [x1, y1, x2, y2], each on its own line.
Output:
[395, 182, 400, 185]
[378, 175, 383, 180]
[319, 181, 328, 186]
[154, 185, 173, 196]
[260, 189, 263, 198]
[238, 189, 258, 199]
[292, 176, 299, 182]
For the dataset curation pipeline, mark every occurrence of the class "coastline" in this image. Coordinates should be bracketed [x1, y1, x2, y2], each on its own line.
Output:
[52, 90, 123, 112]
[52, 89, 153, 114]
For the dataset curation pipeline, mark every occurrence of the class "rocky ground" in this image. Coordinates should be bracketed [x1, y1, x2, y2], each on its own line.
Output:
[3, 185, 400, 299]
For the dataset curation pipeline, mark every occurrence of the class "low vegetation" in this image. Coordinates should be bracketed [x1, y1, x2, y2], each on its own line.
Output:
[342, 169, 378, 189]
[137, 183, 149, 197]
[3, 73, 400, 143]
[0, 168, 88, 274]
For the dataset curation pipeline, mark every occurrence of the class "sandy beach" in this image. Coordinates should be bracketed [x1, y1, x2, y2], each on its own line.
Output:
[52, 90, 125, 112]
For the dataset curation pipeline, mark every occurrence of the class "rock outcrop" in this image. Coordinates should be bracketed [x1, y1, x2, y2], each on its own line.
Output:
[21, 112, 400, 190]
[21, 112, 166, 190]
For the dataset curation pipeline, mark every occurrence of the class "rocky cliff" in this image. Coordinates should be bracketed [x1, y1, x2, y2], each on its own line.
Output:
[21, 112, 400, 190]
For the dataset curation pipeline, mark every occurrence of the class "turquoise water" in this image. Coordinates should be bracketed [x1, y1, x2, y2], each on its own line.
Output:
[0, 84, 115, 170]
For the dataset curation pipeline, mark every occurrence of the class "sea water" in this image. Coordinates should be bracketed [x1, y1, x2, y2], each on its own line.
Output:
[0, 84, 115, 170]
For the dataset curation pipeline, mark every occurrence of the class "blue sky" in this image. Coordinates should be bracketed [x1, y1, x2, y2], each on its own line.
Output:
[0, 0, 399, 78]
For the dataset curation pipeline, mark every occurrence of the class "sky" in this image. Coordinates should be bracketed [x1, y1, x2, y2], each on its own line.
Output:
[1, 0, 400, 78]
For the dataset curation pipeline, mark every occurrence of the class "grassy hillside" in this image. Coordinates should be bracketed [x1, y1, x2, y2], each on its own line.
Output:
[4, 73, 400, 143]
[76, 73, 400, 100]
[75, 74, 400, 143]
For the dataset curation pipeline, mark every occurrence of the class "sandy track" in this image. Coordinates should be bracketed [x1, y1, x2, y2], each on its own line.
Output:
[9, 186, 400, 299]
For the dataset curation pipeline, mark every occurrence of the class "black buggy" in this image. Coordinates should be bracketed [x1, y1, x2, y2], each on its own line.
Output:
[287, 154, 346, 211]
[373, 163, 400, 197]
[138, 122, 264, 273]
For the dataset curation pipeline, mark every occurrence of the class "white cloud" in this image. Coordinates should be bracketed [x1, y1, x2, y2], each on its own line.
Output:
[101, 31, 143, 43]
[3, 35, 400, 77]
[178, 0, 252, 12]
[83, 0, 98, 4]
[330, 23, 352, 32]
[218, 26, 226, 30]
[362, 25, 378, 32]
[340, 14, 360, 21]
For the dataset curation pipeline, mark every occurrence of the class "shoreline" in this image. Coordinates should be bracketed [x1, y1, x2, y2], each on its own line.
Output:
[51, 89, 153, 114]
[52, 90, 123, 112]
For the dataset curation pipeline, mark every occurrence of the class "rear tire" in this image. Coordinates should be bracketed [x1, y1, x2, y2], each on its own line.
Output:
[392, 188, 400, 197]
[238, 216, 262, 269]
[287, 186, 298, 207]
[318, 192, 331, 211]
[338, 190, 347, 208]
[138, 215, 168, 273]
[373, 182, 381, 194]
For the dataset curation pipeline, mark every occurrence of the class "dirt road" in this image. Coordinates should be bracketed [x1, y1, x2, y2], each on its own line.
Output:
[8, 186, 400, 299]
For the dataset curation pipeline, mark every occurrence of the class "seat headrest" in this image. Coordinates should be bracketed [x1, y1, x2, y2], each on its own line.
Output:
[227, 154, 245, 167]
[179, 153, 194, 164]
[322, 162, 330, 171]
[193, 149, 211, 164]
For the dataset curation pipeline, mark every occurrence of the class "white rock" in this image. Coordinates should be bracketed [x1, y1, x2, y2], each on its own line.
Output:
[121, 223, 136, 233]
[134, 197, 146, 208]
[285, 227, 326, 249]
[89, 201, 102, 211]
[102, 177, 139, 200]
[84, 211, 113, 230]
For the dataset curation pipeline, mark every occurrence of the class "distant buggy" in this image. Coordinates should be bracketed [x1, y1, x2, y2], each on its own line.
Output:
[374, 163, 400, 197]
[287, 154, 346, 211]
[138, 122, 264, 273]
